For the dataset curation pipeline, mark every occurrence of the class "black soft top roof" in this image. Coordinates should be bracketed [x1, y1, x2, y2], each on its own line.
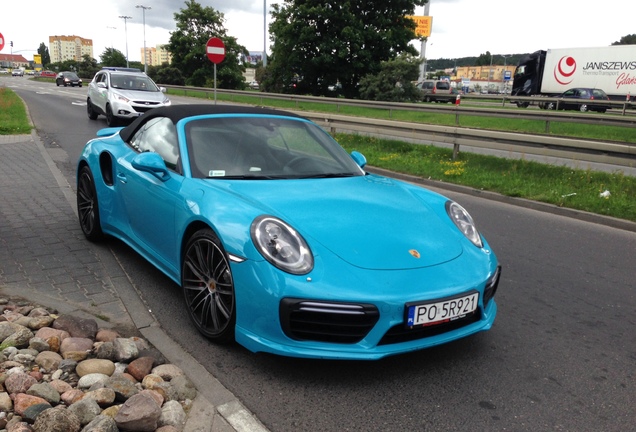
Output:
[119, 104, 304, 142]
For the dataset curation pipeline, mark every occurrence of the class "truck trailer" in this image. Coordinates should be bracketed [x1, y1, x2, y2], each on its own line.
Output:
[511, 45, 636, 107]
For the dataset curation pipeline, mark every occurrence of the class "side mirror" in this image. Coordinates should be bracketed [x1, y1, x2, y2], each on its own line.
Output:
[131, 152, 171, 182]
[350, 151, 367, 168]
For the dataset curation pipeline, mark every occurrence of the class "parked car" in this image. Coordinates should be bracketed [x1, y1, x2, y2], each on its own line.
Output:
[417, 79, 454, 103]
[544, 88, 611, 113]
[0, 69, 9, 74]
[76, 104, 501, 360]
[248, 80, 259, 90]
[86, 67, 170, 126]
[39, 70, 57, 77]
[56, 71, 82, 87]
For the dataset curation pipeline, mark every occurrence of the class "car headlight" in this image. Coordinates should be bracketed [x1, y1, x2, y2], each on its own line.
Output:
[251, 216, 313, 274]
[115, 94, 130, 103]
[446, 201, 483, 248]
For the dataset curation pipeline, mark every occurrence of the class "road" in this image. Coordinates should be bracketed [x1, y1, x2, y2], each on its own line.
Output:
[5, 76, 636, 432]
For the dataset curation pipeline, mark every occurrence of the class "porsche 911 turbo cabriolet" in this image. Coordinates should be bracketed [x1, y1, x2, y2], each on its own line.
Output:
[76, 104, 501, 360]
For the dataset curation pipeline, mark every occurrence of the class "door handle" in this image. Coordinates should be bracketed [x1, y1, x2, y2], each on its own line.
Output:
[117, 173, 127, 184]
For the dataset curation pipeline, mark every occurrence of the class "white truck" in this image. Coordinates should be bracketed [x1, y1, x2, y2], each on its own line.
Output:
[11, 67, 25, 77]
[511, 45, 636, 106]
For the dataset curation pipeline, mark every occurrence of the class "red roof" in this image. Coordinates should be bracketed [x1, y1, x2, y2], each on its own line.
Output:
[0, 54, 29, 62]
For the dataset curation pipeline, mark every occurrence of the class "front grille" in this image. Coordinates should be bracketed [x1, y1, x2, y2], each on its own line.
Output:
[378, 310, 481, 346]
[280, 298, 379, 344]
[132, 102, 161, 113]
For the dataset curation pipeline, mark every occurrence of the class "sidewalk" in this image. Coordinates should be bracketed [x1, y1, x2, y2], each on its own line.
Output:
[0, 131, 268, 432]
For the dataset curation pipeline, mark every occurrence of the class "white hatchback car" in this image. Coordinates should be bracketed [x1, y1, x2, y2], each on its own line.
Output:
[87, 67, 170, 126]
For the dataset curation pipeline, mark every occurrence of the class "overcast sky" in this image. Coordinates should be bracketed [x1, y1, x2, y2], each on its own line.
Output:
[2, 0, 634, 64]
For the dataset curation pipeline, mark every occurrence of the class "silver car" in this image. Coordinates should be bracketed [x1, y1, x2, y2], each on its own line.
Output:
[87, 67, 170, 126]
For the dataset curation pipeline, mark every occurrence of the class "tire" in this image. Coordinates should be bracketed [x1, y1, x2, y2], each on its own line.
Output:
[86, 98, 98, 120]
[424, 96, 432, 103]
[105, 105, 118, 126]
[579, 104, 588, 113]
[516, 102, 529, 108]
[77, 166, 104, 242]
[182, 229, 236, 342]
[546, 102, 556, 110]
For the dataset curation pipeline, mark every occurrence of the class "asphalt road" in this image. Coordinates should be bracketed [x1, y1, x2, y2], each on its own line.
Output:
[6, 76, 636, 432]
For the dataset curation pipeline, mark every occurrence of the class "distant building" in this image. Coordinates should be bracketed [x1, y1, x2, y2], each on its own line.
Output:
[140, 44, 172, 67]
[0, 54, 29, 69]
[49, 35, 94, 63]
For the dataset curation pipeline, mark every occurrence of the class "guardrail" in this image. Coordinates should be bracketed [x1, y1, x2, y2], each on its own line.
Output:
[162, 85, 636, 168]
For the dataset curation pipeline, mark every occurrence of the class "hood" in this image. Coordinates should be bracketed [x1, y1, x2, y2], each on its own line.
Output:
[114, 88, 166, 102]
[226, 175, 463, 270]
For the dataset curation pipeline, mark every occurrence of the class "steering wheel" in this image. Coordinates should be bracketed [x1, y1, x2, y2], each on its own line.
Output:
[283, 156, 312, 172]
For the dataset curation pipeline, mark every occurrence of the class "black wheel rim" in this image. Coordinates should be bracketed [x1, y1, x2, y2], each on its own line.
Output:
[77, 171, 96, 235]
[183, 238, 234, 337]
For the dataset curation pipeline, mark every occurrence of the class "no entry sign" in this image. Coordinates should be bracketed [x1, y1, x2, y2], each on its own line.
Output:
[206, 37, 225, 64]
[0, 33, 5, 52]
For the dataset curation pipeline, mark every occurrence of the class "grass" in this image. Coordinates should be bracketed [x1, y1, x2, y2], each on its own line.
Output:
[2, 86, 635, 222]
[0, 88, 32, 134]
[336, 134, 636, 222]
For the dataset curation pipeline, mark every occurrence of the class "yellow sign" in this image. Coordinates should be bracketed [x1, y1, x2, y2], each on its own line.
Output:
[407, 15, 433, 38]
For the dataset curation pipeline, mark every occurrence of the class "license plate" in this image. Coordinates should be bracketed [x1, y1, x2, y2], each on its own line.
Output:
[406, 292, 479, 328]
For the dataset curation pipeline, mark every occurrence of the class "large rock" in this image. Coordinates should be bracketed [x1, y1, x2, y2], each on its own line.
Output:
[32, 406, 81, 432]
[4, 371, 37, 394]
[13, 393, 51, 416]
[35, 350, 63, 372]
[68, 397, 102, 425]
[52, 315, 98, 339]
[27, 382, 61, 405]
[158, 400, 186, 430]
[114, 392, 162, 431]
[82, 415, 119, 432]
[76, 359, 116, 377]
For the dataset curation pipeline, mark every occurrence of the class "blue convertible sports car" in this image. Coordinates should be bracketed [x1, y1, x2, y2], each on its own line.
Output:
[76, 104, 501, 360]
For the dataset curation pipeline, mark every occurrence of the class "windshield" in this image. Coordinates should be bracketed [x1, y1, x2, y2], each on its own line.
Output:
[185, 116, 365, 180]
[110, 74, 159, 92]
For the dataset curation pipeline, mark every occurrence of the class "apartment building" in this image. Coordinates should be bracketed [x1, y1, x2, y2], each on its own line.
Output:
[49, 35, 94, 63]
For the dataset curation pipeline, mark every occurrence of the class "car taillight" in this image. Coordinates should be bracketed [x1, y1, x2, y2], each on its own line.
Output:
[432, 87, 436, 94]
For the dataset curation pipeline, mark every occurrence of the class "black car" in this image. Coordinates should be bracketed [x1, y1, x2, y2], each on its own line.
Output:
[544, 88, 611, 113]
[56, 71, 82, 87]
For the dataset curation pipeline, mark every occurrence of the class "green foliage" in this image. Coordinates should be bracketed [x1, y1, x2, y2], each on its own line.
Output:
[100, 48, 128, 68]
[265, 0, 427, 98]
[358, 54, 422, 102]
[37, 43, 50, 66]
[612, 34, 636, 45]
[148, 66, 186, 86]
[167, 0, 248, 89]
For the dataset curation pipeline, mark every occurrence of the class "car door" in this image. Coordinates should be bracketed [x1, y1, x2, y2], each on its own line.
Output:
[560, 89, 577, 110]
[116, 116, 184, 274]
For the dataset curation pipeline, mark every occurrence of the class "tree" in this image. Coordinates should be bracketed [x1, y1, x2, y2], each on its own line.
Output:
[358, 54, 422, 102]
[167, 0, 248, 88]
[100, 48, 127, 67]
[37, 43, 50, 67]
[612, 34, 636, 45]
[265, 0, 427, 98]
[78, 54, 99, 79]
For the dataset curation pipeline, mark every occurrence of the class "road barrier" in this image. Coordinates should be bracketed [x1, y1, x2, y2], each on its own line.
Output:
[163, 85, 636, 168]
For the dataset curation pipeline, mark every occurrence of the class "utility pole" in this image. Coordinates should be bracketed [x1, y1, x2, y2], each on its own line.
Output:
[136, 5, 151, 73]
[119, 15, 132, 68]
[418, 2, 431, 82]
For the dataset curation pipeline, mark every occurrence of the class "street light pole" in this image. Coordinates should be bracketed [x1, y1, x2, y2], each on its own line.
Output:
[136, 5, 151, 73]
[119, 15, 132, 68]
